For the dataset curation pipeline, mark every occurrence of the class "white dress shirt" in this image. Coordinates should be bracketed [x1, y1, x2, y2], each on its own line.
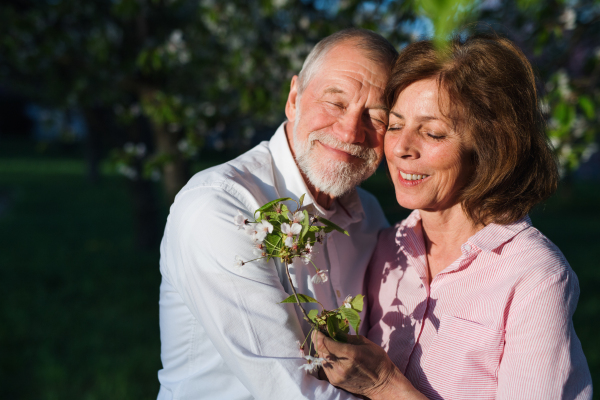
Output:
[157, 123, 389, 400]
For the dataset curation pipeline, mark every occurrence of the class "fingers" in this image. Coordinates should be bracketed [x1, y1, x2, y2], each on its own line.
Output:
[317, 332, 365, 356]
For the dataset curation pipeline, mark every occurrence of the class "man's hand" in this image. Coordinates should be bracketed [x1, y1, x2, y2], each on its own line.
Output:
[313, 331, 427, 400]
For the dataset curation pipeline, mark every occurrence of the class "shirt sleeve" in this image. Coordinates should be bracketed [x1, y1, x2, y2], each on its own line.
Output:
[163, 184, 360, 400]
[496, 269, 593, 400]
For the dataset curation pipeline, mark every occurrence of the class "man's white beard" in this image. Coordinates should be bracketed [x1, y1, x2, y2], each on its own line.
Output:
[293, 116, 380, 198]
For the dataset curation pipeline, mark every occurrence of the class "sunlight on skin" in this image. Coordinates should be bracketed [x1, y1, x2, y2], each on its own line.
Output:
[284, 41, 390, 209]
[385, 78, 482, 281]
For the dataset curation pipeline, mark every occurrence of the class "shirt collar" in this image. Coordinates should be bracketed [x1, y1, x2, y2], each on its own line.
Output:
[396, 210, 532, 254]
[468, 215, 532, 253]
[268, 122, 365, 228]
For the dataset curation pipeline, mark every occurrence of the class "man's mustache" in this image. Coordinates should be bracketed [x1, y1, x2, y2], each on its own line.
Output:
[308, 132, 378, 163]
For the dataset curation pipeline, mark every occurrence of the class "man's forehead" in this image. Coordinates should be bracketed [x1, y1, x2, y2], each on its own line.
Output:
[312, 64, 387, 95]
[318, 84, 387, 112]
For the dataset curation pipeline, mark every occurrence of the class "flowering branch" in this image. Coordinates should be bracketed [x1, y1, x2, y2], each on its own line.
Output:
[233, 194, 364, 370]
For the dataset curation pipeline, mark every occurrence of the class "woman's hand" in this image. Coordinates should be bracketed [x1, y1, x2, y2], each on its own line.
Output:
[313, 331, 427, 400]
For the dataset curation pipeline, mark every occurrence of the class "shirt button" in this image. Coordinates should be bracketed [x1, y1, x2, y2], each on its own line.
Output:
[336, 290, 341, 298]
[464, 244, 472, 252]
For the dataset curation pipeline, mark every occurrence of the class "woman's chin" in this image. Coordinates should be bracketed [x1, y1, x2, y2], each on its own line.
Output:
[395, 194, 424, 211]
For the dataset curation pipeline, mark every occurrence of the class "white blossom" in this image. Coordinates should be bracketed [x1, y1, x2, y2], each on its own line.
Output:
[299, 355, 325, 373]
[234, 255, 245, 269]
[117, 164, 137, 180]
[314, 231, 324, 244]
[559, 7, 576, 30]
[135, 143, 146, 158]
[311, 269, 328, 284]
[287, 211, 305, 224]
[343, 295, 353, 308]
[233, 210, 248, 230]
[257, 220, 274, 237]
[299, 16, 310, 30]
[245, 220, 273, 243]
[303, 242, 314, 264]
[282, 222, 302, 247]
[253, 243, 266, 257]
[582, 143, 598, 163]
[245, 224, 262, 242]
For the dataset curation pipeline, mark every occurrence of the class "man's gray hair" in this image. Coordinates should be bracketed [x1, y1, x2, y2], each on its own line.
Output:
[297, 28, 398, 94]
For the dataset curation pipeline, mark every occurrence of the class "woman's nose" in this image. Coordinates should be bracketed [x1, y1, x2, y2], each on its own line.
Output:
[392, 130, 420, 159]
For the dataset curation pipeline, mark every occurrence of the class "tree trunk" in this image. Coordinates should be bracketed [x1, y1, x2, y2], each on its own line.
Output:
[139, 89, 189, 205]
[151, 119, 188, 205]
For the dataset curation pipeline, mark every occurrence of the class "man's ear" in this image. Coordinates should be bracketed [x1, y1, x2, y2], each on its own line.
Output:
[285, 75, 299, 123]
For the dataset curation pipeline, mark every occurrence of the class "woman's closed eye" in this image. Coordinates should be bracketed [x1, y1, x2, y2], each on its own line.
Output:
[425, 131, 445, 140]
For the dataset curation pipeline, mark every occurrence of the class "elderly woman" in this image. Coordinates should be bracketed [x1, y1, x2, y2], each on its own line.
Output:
[315, 33, 593, 400]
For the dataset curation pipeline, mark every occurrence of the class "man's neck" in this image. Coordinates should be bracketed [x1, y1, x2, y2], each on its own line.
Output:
[284, 122, 336, 210]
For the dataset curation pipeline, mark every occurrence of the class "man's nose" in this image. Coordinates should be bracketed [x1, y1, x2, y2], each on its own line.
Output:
[334, 109, 365, 144]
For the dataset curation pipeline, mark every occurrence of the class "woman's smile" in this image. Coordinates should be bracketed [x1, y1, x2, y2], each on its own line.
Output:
[385, 78, 472, 212]
[397, 170, 431, 186]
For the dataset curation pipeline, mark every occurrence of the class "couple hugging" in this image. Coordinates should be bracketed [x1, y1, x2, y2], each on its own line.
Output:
[157, 28, 592, 399]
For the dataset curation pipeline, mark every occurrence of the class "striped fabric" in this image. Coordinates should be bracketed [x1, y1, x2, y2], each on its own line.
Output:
[366, 210, 593, 400]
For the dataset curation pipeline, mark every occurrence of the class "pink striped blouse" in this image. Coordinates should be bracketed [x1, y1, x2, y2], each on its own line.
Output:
[366, 210, 592, 400]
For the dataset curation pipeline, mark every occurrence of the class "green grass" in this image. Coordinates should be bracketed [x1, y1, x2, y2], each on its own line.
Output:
[0, 140, 598, 398]
[0, 145, 163, 399]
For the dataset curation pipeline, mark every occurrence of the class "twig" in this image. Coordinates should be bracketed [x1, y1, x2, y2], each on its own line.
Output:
[284, 263, 320, 332]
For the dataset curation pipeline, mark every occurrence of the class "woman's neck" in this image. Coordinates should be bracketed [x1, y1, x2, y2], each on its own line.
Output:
[419, 205, 482, 283]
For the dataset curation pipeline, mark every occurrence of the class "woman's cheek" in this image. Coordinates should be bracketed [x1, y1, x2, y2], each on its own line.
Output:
[383, 134, 397, 159]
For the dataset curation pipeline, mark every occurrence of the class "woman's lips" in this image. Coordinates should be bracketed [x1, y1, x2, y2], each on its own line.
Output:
[399, 171, 429, 181]
[397, 170, 430, 187]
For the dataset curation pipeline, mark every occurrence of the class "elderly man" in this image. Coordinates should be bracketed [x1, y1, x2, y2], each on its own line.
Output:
[157, 28, 397, 399]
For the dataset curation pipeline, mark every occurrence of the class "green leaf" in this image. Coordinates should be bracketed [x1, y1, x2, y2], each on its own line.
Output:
[579, 96, 595, 120]
[256, 197, 293, 214]
[299, 193, 305, 207]
[264, 234, 282, 256]
[307, 309, 318, 322]
[318, 217, 349, 236]
[336, 314, 350, 333]
[340, 307, 361, 335]
[553, 102, 575, 126]
[326, 315, 347, 342]
[280, 294, 319, 304]
[263, 212, 281, 221]
[350, 294, 364, 312]
[300, 210, 310, 241]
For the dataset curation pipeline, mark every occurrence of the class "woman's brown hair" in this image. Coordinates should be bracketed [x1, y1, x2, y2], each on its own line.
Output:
[385, 32, 559, 225]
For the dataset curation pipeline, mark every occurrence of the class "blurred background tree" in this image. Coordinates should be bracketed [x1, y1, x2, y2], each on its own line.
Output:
[1, 0, 599, 398]
[1, 0, 419, 247]
[2, 0, 598, 246]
